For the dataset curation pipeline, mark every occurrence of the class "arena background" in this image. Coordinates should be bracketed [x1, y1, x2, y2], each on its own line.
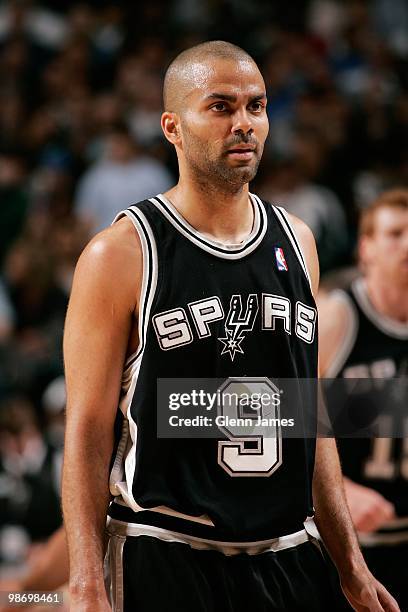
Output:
[0, 0, 407, 609]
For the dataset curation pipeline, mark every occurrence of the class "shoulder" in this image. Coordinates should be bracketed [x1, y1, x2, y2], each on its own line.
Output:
[318, 289, 353, 330]
[79, 216, 142, 267]
[73, 216, 142, 313]
[318, 289, 358, 377]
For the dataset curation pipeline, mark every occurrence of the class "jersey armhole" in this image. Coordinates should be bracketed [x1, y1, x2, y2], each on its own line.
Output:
[112, 207, 159, 380]
[271, 206, 313, 291]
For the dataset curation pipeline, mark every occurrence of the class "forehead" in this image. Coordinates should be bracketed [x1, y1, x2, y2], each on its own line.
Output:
[373, 206, 408, 233]
[186, 58, 265, 101]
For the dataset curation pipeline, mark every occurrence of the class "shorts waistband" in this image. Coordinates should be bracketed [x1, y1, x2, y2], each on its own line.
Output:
[106, 517, 311, 556]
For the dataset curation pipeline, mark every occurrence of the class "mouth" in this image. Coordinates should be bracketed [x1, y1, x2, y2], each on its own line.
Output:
[226, 147, 256, 160]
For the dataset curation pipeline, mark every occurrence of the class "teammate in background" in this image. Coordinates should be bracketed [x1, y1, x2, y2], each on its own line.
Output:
[0, 528, 69, 612]
[319, 189, 408, 608]
[62, 41, 399, 611]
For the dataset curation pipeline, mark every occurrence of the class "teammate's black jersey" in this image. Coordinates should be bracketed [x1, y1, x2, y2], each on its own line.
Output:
[332, 278, 408, 517]
[108, 193, 318, 541]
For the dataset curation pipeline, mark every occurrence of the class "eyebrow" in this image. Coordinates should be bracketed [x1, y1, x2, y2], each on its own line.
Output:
[204, 92, 267, 103]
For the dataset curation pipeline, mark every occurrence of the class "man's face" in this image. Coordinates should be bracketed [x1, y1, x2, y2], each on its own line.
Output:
[177, 58, 269, 189]
[106, 133, 134, 163]
[362, 206, 408, 284]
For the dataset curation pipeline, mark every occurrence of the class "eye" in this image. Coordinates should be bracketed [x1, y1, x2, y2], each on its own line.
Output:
[211, 102, 227, 112]
[390, 230, 403, 238]
[249, 101, 264, 112]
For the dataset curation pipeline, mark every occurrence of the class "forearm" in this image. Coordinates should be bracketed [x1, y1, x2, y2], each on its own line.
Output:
[62, 418, 113, 596]
[312, 438, 366, 575]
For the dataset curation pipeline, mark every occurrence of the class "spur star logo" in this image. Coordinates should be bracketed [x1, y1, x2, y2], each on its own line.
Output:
[218, 294, 259, 361]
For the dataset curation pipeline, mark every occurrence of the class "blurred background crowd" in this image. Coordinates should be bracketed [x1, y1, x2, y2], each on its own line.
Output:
[0, 0, 407, 580]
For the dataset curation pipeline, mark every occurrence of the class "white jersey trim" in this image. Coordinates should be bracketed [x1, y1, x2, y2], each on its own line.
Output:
[149, 192, 268, 260]
[352, 278, 408, 339]
[106, 532, 126, 612]
[109, 207, 159, 513]
[324, 290, 359, 378]
[271, 206, 313, 291]
[113, 497, 215, 527]
[106, 517, 310, 557]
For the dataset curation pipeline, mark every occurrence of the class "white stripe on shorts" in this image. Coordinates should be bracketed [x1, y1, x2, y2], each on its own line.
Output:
[106, 516, 310, 557]
[105, 532, 126, 612]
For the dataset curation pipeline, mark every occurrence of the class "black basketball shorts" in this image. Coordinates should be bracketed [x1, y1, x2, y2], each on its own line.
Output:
[104, 519, 348, 612]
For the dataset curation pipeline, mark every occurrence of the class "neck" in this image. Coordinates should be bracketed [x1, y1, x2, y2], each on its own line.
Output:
[163, 178, 254, 244]
[365, 275, 408, 323]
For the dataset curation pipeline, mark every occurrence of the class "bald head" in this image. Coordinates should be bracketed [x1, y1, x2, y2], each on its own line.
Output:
[163, 40, 259, 113]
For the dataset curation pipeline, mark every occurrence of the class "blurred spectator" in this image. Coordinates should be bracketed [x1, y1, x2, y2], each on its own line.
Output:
[259, 157, 347, 273]
[0, 2, 67, 50]
[308, 1, 346, 46]
[0, 93, 26, 151]
[371, 0, 408, 57]
[0, 395, 62, 563]
[42, 376, 66, 450]
[0, 151, 28, 270]
[75, 124, 173, 233]
[0, 280, 14, 344]
[127, 73, 164, 146]
[1, 224, 69, 395]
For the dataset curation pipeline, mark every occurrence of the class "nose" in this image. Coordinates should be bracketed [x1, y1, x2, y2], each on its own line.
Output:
[231, 108, 253, 136]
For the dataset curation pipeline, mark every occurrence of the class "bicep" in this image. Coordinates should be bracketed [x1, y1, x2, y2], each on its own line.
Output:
[63, 236, 138, 436]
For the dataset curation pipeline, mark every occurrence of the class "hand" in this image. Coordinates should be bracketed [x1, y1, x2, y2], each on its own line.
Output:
[341, 567, 400, 612]
[344, 479, 395, 532]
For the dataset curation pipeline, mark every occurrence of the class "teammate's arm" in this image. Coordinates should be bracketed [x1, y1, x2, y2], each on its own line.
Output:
[62, 218, 141, 611]
[291, 215, 399, 612]
[318, 294, 396, 532]
[0, 527, 69, 612]
[313, 437, 399, 611]
[17, 527, 68, 591]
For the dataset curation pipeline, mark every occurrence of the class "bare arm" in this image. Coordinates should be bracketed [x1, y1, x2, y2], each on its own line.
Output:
[62, 218, 141, 610]
[291, 215, 399, 612]
[318, 293, 396, 532]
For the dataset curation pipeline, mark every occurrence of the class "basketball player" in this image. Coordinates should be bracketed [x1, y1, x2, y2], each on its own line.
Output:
[319, 189, 408, 608]
[0, 528, 69, 612]
[62, 42, 399, 611]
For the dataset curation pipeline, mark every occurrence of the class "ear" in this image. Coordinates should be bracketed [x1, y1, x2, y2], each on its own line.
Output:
[161, 112, 182, 147]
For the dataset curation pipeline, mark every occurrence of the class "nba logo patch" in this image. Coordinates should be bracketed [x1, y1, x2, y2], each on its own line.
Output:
[275, 247, 288, 271]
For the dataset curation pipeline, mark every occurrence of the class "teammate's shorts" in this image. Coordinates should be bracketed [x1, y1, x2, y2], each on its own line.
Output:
[104, 518, 349, 611]
[362, 542, 408, 610]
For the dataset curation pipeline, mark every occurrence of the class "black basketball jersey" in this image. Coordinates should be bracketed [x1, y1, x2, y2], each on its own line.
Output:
[331, 278, 408, 516]
[107, 193, 318, 541]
